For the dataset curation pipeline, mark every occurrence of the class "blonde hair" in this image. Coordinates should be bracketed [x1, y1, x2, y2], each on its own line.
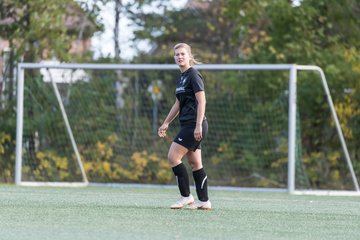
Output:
[173, 43, 201, 66]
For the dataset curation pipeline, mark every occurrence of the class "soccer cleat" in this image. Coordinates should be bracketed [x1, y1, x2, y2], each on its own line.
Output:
[188, 200, 212, 210]
[170, 194, 194, 209]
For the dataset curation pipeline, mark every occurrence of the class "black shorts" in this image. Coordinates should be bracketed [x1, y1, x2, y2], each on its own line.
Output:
[173, 119, 208, 151]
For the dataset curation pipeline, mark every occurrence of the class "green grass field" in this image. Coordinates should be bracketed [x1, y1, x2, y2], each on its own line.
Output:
[1, 185, 360, 240]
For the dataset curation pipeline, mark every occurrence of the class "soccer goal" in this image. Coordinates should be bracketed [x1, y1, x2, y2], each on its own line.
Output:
[15, 63, 360, 195]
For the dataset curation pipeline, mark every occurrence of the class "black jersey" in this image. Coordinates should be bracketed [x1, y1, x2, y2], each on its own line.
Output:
[175, 67, 205, 123]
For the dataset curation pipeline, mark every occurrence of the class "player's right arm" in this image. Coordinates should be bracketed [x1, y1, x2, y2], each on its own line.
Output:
[158, 99, 180, 137]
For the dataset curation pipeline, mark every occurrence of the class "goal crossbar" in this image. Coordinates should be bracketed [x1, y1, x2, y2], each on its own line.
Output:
[15, 63, 360, 194]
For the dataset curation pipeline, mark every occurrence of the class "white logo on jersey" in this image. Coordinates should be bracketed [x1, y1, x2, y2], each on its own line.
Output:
[176, 86, 185, 92]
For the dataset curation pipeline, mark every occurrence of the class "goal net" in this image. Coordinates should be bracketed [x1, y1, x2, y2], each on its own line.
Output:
[15, 63, 360, 194]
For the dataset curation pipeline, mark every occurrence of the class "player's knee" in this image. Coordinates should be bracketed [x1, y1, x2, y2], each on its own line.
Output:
[167, 153, 180, 166]
[189, 161, 202, 171]
[188, 161, 196, 170]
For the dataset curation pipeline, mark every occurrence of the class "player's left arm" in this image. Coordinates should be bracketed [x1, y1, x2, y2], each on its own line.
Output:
[194, 91, 206, 141]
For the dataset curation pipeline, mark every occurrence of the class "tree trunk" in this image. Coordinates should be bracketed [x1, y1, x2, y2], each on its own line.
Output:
[114, 0, 122, 60]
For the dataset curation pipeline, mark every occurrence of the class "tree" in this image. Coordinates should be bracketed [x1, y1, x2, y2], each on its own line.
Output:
[0, 0, 101, 62]
[130, 0, 244, 63]
[114, 0, 122, 60]
[0, 0, 103, 182]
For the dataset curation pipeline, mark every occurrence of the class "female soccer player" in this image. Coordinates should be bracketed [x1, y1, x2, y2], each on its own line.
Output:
[158, 43, 211, 210]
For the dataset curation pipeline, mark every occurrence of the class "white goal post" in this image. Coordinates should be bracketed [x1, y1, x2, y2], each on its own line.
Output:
[15, 63, 360, 195]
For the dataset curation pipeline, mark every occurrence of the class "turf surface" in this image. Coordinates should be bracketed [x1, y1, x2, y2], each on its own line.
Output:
[1, 185, 359, 240]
